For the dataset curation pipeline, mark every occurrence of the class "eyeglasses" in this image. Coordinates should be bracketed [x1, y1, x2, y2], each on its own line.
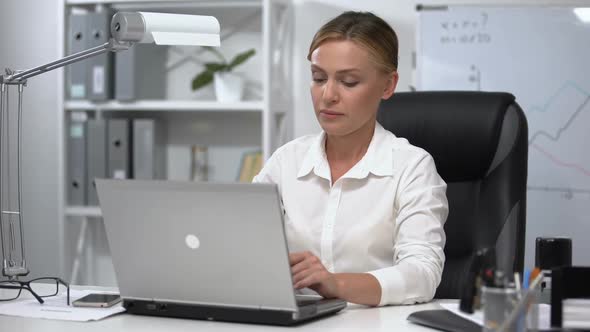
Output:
[0, 277, 70, 305]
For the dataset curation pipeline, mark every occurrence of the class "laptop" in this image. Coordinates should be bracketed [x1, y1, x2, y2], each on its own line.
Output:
[95, 179, 347, 326]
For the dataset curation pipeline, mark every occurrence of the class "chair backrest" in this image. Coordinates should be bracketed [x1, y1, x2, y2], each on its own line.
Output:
[377, 91, 528, 299]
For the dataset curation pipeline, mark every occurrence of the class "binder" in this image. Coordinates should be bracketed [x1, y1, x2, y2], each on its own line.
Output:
[67, 113, 88, 205]
[107, 119, 131, 179]
[86, 119, 107, 206]
[67, 13, 87, 99]
[115, 44, 166, 101]
[114, 46, 135, 101]
[86, 11, 113, 100]
[132, 119, 166, 179]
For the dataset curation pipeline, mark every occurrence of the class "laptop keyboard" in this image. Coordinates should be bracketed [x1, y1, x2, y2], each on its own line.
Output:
[296, 297, 334, 307]
[296, 298, 320, 306]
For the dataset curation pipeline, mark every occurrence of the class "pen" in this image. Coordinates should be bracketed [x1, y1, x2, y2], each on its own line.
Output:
[494, 270, 506, 288]
[483, 268, 495, 287]
[522, 269, 531, 289]
[497, 272, 543, 331]
[514, 272, 523, 331]
[529, 267, 541, 286]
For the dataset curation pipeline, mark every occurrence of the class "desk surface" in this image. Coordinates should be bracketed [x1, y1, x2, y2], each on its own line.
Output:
[0, 285, 452, 331]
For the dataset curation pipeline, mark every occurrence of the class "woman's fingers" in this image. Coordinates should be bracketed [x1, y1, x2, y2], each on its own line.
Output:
[295, 269, 331, 289]
[289, 252, 330, 288]
[292, 263, 322, 285]
[288, 251, 313, 266]
[290, 253, 321, 275]
[288, 252, 339, 298]
[294, 270, 319, 289]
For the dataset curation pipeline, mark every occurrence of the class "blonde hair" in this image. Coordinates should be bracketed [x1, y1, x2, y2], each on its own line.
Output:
[307, 11, 398, 74]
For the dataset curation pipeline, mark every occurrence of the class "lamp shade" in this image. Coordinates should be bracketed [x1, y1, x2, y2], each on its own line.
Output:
[110, 12, 220, 46]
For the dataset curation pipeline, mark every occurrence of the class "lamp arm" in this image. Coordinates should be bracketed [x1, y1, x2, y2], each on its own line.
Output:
[0, 39, 131, 280]
[2, 39, 132, 84]
[0, 10, 220, 280]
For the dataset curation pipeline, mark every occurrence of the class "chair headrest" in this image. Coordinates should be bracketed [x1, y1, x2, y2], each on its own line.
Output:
[377, 91, 517, 181]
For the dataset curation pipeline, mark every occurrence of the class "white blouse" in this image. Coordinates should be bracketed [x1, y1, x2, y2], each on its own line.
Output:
[253, 123, 448, 305]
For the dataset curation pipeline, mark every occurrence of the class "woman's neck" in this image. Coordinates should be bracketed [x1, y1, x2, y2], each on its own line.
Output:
[325, 121, 376, 164]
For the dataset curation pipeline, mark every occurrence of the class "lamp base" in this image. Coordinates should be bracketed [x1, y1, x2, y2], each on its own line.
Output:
[2, 265, 29, 279]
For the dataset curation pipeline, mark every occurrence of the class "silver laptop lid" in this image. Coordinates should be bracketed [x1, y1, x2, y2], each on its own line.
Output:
[96, 179, 298, 312]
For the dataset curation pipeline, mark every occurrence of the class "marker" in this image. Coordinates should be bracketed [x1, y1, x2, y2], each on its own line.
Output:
[523, 269, 531, 289]
[497, 272, 544, 331]
[529, 267, 541, 286]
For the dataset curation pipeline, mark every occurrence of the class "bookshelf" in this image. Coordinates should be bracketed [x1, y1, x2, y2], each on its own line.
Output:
[65, 100, 267, 112]
[60, 0, 294, 285]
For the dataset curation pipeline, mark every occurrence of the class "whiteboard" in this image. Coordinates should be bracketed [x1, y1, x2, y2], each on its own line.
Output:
[416, 6, 590, 269]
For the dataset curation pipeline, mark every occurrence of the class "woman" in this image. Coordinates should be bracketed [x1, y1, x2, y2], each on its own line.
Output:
[253, 11, 448, 306]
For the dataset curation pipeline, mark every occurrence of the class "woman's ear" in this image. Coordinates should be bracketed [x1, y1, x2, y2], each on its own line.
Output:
[382, 71, 398, 100]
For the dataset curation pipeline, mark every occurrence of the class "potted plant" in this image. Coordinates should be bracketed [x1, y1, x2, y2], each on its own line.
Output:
[191, 46, 256, 102]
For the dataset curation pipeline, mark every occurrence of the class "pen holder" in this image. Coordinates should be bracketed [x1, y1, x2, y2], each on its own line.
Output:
[482, 286, 539, 332]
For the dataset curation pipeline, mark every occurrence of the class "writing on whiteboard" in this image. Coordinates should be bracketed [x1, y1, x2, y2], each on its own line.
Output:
[439, 12, 491, 45]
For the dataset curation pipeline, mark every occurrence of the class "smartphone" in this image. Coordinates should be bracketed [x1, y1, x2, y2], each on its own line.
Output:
[72, 293, 122, 308]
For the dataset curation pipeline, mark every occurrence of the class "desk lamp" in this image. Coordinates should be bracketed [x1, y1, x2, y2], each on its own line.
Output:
[0, 11, 220, 279]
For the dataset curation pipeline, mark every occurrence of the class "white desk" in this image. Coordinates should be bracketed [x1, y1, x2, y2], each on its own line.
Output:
[0, 285, 454, 331]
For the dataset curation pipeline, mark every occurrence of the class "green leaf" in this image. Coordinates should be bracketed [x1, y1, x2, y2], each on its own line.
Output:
[228, 49, 256, 71]
[203, 46, 226, 62]
[191, 70, 214, 91]
[205, 62, 228, 72]
[191, 48, 254, 88]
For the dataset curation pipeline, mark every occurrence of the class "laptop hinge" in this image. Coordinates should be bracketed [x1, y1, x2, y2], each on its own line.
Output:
[134, 297, 299, 313]
[259, 305, 298, 312]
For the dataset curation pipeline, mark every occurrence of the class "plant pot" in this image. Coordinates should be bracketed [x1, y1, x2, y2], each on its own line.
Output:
[214, 72, 244, 102]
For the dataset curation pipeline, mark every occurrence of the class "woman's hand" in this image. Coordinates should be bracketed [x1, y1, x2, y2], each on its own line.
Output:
[289, 251, 341, 299]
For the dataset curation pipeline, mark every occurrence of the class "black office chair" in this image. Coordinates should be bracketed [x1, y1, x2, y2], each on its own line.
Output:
[377, 91, 528, 299]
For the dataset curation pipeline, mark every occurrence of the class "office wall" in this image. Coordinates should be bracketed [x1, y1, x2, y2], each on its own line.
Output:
[292, 0, 590, 138]
[0, 0, 63, 279]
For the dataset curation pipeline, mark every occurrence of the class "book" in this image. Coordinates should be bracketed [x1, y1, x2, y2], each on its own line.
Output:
[238, 151, 262, 182]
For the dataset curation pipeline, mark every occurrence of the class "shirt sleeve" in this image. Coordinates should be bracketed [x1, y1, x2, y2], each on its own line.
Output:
[367, 151, 448, 305]
[252, 150, 282, 185]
